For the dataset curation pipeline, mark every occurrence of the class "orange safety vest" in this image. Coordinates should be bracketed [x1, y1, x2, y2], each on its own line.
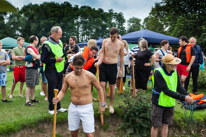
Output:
[70, 46, 94, 70]
[178, 44, 192, 63]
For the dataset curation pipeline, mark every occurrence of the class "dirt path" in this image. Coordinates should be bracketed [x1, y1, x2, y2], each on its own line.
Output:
[5, 115, 122, 137]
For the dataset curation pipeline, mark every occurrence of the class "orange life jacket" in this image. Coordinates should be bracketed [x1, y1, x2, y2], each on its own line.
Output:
[70, 46, 94, 70]
[189, 93, 204, 100]
[178, 44, 192, 63]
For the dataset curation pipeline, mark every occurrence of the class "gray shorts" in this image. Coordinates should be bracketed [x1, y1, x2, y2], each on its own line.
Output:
[25, 68, 39, 87]
[150, 104, 174, 128]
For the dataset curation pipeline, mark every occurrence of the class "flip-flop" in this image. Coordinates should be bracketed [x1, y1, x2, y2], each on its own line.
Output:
[25, 101, 34, 106]
[19, 94, 24, 97]
[31, 99, 41, 103]
[9, 95, 13, 99]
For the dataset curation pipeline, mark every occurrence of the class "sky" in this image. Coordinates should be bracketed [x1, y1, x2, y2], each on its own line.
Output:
[7, 0, 162, 25]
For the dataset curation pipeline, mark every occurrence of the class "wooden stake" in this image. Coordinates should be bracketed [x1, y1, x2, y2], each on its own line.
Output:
[96, 65, 104, 125]
[107, 86, 110, 97]
[132, 56, 136, 98]
[53, 89, 58, 137]
[119, 76, 123, 95]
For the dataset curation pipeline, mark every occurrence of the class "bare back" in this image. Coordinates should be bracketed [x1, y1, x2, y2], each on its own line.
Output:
[102, 38, 124, 64]
[63, 70, 99, 105]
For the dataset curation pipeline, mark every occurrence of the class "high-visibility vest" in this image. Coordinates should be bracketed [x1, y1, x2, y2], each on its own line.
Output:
[178, 44, 192, 63]
[152, 67, 178, 107]
[43, 40, 65, 73]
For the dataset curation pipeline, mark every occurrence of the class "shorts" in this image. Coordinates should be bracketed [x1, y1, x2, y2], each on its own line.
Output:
[99, 63, 117, 84]
[151, 104, 174, 128]
[68, 102, 94, 133]
[116, 66, 125, 78]
[0, 72, 7, 86]
[40, 66, 48, 83]
[177, 64, 190, 77]
[13, 66, 26, 83]
[25, 68, 39, 87]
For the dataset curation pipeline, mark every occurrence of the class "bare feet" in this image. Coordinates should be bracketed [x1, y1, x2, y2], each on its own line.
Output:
[19, 94, 24, 97]
[109, 106, 114, 113]
[9, 95, 13, 99]
[92, 97, 97, 101]
[44, 97, 48, 101]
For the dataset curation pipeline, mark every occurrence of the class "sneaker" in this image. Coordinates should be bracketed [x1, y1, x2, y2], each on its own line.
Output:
[40, 91, 45, 96]
[48, 110, 57, 115]
[123, 86, 125, 90]
[57, 108, 67, 112]
[127, 81, 130, 87]
[2, 99, 12, 102]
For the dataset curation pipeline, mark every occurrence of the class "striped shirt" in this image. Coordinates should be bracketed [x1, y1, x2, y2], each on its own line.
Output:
[129, 46, 140, 60]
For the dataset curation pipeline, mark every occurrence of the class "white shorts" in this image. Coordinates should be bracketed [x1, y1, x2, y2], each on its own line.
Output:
[68, 102, 94, 133]
[117, 66, 125, 78]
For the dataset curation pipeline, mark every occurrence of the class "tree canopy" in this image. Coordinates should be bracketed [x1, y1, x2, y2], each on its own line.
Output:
[0, 2, 126, 43]
[148, 0, 206, 50]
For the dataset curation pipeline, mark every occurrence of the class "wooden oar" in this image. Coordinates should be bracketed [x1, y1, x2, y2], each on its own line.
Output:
[132, 56, 136, 98]
[53, 89, 58, 137]
[96, 65, 104, 126]
[119, 76, 123, 95]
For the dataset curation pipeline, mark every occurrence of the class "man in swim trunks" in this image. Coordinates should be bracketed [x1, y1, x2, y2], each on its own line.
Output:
[53, 55, 105, 137]
[95, 27, 124, 113]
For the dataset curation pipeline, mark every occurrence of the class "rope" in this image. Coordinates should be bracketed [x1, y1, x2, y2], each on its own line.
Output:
[183, 103, 206, 128]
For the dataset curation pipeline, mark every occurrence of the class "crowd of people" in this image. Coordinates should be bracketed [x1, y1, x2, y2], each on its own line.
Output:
[0, 25, 205, 137]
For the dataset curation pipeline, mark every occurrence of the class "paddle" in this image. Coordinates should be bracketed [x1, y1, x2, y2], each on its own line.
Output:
[96, 65, 104, 126]
[53, 89, 58, 137]
[132, 56, 136, 98]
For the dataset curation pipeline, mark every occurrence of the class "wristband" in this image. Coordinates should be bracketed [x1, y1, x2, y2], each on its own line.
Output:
[19, 56, 21, 59]
[101, 103, 105, 105]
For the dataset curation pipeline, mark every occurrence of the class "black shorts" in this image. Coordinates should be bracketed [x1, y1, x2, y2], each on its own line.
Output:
[150, 104, 175, 128]
[99, 63, 117, 84]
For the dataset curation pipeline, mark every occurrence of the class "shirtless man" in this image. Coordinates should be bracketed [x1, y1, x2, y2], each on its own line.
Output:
[95, 27, 124, 113]
[53, 55, 105, 137]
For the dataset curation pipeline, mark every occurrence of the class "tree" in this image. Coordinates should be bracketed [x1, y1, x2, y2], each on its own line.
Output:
[1, 2, 127, 43]
[149, 0, 206, 48]
[142, 16, 165, 34]
[127, 17, 141, 33]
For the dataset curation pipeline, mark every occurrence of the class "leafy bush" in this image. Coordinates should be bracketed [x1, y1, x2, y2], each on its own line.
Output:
[197, 72, 206, 89]
[119, 92, 152, 137]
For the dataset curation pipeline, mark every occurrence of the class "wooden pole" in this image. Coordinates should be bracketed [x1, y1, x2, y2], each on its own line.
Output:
[107, 86, 110, 97]
[96, 65, 104, 126]
[119, 76, 123, 95]
[132, 56, 136, 98]
[53, 89, 59, 137]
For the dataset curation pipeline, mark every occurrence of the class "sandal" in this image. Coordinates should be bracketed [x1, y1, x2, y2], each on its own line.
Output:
[31, 99, 41, 103]
[19, 94, 24, 97]
[25, 101, 34, 106]
[9, 95, 13, 99]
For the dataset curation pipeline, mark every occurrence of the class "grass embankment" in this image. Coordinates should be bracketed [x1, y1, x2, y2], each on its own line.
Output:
[0, 71, 206, 135]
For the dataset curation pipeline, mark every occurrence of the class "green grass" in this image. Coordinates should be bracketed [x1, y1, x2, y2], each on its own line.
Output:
[1, 70, 206, 135]
[0, 71, 129, 135]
